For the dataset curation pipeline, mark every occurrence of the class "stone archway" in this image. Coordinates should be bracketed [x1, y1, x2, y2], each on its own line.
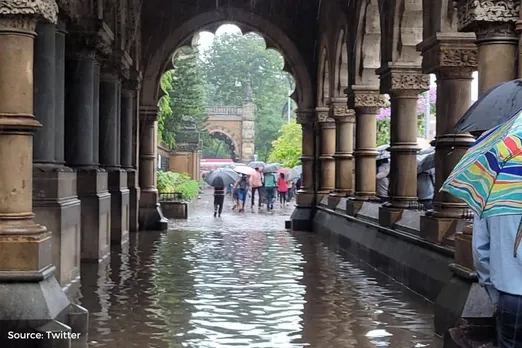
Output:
[205, 105, 255, 163]
[141, 7, 314, 110]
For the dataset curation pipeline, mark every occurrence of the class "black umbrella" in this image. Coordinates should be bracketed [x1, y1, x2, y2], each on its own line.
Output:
[455, 79, 522, 132]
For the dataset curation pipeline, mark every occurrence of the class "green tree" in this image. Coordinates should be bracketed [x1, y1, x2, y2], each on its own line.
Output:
[202, 33, 295, 161]
[158, 46, 207, 149]
[268, 119, 302, 167]
[201, 137, 233, 158]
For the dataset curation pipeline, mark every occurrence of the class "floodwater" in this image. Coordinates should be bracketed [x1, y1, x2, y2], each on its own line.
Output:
[75, 192, 442, 348]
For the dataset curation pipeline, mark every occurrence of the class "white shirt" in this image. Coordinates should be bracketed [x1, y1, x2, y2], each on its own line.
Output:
[376, 163, 389, 198]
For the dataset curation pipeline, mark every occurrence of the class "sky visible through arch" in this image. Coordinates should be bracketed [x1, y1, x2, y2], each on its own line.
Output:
[195, 24, 479, 103]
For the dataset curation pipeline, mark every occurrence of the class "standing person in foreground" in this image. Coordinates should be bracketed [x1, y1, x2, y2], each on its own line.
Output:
[213, 184, 225, 218]
[277, 173, 288, 207]
[234, 174, 249, 213]
[263, 171, 277, 211]
[473, 214, 522, 347]
[249, 167, 263, 211]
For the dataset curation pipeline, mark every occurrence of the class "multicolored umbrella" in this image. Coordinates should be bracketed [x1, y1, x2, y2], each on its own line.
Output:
[440, 110, 522, 218]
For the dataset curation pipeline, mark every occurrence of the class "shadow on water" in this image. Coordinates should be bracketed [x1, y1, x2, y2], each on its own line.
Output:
[72, 194, 442, 348]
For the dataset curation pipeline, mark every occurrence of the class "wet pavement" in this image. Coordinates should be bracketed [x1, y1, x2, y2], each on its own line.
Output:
[75, 192, 442, 348]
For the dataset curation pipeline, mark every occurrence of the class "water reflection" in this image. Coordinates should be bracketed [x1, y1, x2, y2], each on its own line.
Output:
[74, 194, 442, 348]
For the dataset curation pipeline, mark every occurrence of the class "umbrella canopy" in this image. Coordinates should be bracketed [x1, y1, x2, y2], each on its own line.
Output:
[441, 110, 522, 219]
[248, 161, 266, 169]
[292, 165, 302, 175]
[376, 144, 390, 160]
[417, 152, 435, 173]
[455, 79, 522, 133]
[234, 165, 257, 176]
[204, 168, 239, 187]
[263, 163, 281, 173]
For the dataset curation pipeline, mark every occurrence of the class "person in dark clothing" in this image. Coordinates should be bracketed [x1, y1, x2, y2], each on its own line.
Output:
[295, 177, 302, 191]
[213, 177, 225, 217]
[214, 186, 225, 217]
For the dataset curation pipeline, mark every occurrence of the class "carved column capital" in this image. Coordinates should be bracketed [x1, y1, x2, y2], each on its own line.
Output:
[417, 33, 478, 79]
[329, 98, 355, 123]
[315, 106, 335, 127]
[456, 0, 519, 42]
[0, 0, 58, 29]
[66, 20, 114, 61]
[295, 109, 314, 125]
[56, 0, 83, 22]
[351, 86, 387, 114]
[139, 105, 158, 123]
[377, 64, 430, 96]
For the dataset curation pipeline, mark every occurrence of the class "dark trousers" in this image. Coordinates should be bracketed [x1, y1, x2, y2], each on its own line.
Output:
[497, 291, 522, 347]
[251, 186, 262, 206]
[266, 187, 276, 209]
[279, 191, 287, 204]
[214, 195, 224, 215]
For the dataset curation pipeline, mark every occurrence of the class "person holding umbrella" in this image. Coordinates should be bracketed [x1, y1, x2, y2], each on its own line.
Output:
[204, 168, 239, 217]
[234, 174, 250, 213]
[441, 110, 522, 347]
[213, 177, 225, 218]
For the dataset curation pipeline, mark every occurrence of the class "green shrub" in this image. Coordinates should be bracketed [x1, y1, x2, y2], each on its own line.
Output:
[157, 171, 200, 201]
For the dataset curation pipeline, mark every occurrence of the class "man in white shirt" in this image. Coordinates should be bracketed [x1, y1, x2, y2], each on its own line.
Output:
[376, 159, 389, 203]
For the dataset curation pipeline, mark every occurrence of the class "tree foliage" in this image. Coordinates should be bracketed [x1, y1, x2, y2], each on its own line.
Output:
[268, 119, 302, 167]
[201, 32, 296, 161]
[158, 46, 207, 149]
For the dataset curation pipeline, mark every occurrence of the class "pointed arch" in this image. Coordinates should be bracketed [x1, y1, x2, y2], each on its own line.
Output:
[334, 29, 349, 97]
[318, 47, 331, 106]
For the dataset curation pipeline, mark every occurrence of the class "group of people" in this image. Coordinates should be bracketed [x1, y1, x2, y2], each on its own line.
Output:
[213, 167, 298, 217]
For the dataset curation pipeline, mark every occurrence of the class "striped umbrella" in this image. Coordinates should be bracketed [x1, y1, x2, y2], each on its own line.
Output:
[441, 110, 522, 218]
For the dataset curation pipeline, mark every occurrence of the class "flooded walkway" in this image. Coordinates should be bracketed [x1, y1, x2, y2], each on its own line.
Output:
[75, 192, 442, 348]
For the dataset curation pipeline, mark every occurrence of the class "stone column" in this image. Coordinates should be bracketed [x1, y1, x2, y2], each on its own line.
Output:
[99, 69, 129, 245]
[139, 106, 168, 231]
[377, 65, 429, 226]
[329, 98, 355, 207]
[456, 0, 518, 94]
[316, 106, 336, 203]
[122, 78, 140, 232]
[292, 109, 316, 231]
[0, 3, 88, 338]
[418, 35, 478, 243]
[65, 33, 111, 262]
[347, 87, 387, 215]
[32, 20, 81, 288]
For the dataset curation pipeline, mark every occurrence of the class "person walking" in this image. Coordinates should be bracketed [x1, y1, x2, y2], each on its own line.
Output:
[249, 167, 263, 211]
[263, 171, 277, 211]
[213, 185, 225, 218]
[277, 173, 289, 207]
[473, 214, 522, 347]
[234, 174, 249, 213]
[376, 158, 390, 203]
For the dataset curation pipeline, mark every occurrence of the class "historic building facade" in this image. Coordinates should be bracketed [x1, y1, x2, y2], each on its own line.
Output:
[0, 0, 519, 345]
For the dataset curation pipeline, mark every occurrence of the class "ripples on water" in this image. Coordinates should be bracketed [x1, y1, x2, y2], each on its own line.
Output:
[74, 194, 442, 348]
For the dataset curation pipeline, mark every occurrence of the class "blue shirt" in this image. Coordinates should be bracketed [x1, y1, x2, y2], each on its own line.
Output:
[473, 214, 522, 301]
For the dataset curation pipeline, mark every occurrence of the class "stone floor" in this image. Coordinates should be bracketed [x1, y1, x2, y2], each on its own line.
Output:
[74, 191, 442, 347]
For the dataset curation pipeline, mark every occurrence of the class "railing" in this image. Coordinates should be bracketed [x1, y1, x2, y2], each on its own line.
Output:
[159, 192, 184, 202]
[206, 107, 242, 115]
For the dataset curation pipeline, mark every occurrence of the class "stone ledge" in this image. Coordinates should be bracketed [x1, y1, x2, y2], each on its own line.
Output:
[313, 206, 453, 301]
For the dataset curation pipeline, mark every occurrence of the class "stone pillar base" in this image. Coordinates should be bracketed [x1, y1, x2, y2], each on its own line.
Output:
[33, 170, 81, 288]
[290, 206, 314, 232]
[327, 195, 342, 210]
[346, 200, 365, 216]
[0, 274, 89, 347]
[77, 170, 111, 262]
[139, 190, 168, 231]
[296, 191, 314, 207]
[434, 265, 495, 344]
[420, 215, 461, 244]
[127, 169, 140, 232]
[455, 232, 474, 270]
[108, 170, 130, 245]
[378, 206, 404, 228]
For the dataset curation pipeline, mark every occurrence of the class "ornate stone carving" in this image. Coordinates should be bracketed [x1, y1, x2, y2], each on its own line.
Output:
[475, 21, 517, 40]
[456, 0, 519, 32]
[56, 0, 83, 21]
[390, 73, 430, 91]
[353, 92, 387, 109]
[440, 47, 478, 66]
[316, 111, 334, 124]
[0, 0, 58, 24]
[330, 104, 355, 123]
[295, 110, 314, 125]
[67, 21, 114, 59]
